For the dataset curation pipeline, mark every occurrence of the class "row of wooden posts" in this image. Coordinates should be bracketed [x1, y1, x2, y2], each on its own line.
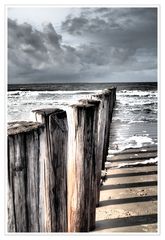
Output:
[7, 87, 116, 232]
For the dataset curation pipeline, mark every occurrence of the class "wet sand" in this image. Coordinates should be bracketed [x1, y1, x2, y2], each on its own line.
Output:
[93, 146, 157, 233]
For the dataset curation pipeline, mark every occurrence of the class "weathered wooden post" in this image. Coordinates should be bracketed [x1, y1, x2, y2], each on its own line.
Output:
[66, 103, 97, 232]
[107, 87, 116, 121]
[79, 99, 100, 230]
[8, 87, 116, 232]
[101, 89, 113, 170]
[8, 109, 68, 233]
[112, 87, 116, 107]
[33, 108, 68, 232]
[93, 88, 116, 171]
[8, 121, 46, 232]
[91, 88, 116, 206]
[90, 92, 108, 206]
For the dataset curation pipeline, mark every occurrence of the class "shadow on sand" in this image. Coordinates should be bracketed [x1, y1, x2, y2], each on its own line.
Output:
[99, 195, 157, 207]
[106, 171, 157, 179]
[95, 214, 157, 231]
[101, 181, 157, 190]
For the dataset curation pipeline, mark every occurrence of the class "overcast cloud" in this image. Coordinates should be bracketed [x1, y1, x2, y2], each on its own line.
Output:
[8, 8, 157, 83]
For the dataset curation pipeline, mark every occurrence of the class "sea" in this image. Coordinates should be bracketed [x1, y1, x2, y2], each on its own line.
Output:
[8, 82, 158, 152]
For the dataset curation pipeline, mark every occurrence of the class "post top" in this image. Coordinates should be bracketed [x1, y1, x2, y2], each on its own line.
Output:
[79, 99, 100, 106]
[8, 121, 44, 135]
[32, 108, 65, 116]
[69, 102, 96, 109]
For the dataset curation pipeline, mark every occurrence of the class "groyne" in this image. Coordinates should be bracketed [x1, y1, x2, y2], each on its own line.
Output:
[7, 87, 116, 232]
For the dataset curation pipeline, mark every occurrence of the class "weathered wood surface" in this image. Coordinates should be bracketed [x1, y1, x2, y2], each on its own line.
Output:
[8, 133, 27, 232]
[79, 99, 100, 230]
[91, 88, 116, 206]
[91, 92, 108, 206]
[8, 122, 45, 232]
[33, 109, 68, 232]
[8, 112, 68, 232]
[67, 103, 98, 232]
[8, 87, 116, 232]
[102, 88, 116, 170]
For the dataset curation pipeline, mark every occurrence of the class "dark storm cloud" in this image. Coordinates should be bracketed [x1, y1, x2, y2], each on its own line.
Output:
[8, 8, 157, 83]
[8, 18, 83, 83]
[62, 8, 157, 49]
[8, 19, 47, 52]
[62, 8, 157, 81]
[42, 23, 62, 48]
[62, 16, 89, 35]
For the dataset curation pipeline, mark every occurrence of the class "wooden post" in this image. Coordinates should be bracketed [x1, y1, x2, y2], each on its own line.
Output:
[79, 99, 99, 230]
[8, 131, 27, 232]
[8, 88, 116, 232]
[102, 89, 113, 170]
[91, 88, 116, 206]
[90, 92, 107, 206]
[94, 88, 116, 171]
[33, 109, 68, 232]
[8, 121, 45, 232]
[67, 103, 97, 232]
[107, 87, 116, 120]
[8, 112, 68, 233]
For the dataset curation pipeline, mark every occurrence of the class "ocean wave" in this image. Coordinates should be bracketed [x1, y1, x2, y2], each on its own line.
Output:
[8, 91, 23, 96]
[117, 100, 157, 107]
[8, 91, 40, 97]
[117, 90, 157, 97]
[114, 157, 158, 169]
[112, 118, 129, 124]
[32, 90, 101, 95]
[128, 120, 146, 124]
[109, 135, 155, 153]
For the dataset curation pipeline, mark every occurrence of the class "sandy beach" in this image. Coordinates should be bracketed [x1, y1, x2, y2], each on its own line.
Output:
[94, 146, 157, 232]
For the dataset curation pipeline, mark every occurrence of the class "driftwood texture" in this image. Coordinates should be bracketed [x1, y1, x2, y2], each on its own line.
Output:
[8, 109, 68, 232]
[7, 87, 116, 232]
[8, 122, 45, 232]
[79, 99, 100, 230]
[67, 103, 98, 232]
[33, 109, 68, 232]
[92, 88, 116, 206]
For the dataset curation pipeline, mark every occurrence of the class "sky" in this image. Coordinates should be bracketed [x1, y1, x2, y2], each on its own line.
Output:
[8, 7, 157, 83]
